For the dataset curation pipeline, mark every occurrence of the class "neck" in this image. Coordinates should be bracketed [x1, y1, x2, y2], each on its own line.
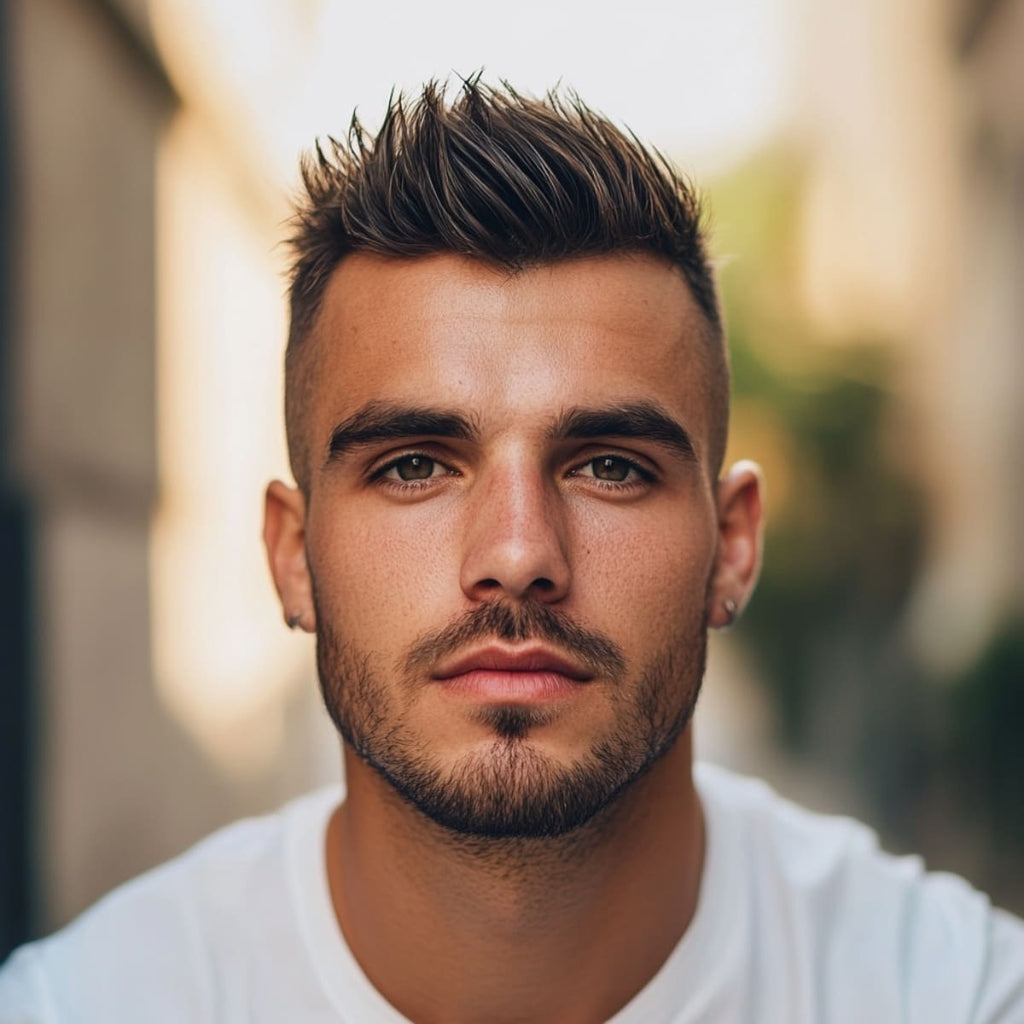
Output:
[326, 729, 704, 1024]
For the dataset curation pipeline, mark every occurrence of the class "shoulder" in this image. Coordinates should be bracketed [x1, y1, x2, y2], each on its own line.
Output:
[695, 763, 1024, 1023]
[0, 788, 340, 1024]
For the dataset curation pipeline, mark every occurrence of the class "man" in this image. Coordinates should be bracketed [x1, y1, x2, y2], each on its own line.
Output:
[2, 80, 1022, 1023]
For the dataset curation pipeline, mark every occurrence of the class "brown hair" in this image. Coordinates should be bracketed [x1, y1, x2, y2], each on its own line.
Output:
[286, 78, 727, 488]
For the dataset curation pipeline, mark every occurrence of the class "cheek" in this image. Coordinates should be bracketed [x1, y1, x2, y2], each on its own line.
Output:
[574, 501, 715, 638]
[307, 498, 461, 640]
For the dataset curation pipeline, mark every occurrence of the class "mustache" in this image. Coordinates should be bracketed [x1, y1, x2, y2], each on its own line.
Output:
[403, 601, 626, 680]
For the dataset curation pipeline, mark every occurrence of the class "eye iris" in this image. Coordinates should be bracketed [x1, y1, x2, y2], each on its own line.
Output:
[593, 457, 630, 482]
[396, 455, 434, 481]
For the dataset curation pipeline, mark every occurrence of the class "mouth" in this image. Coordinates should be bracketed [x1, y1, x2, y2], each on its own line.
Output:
[431, 644, 593, 702]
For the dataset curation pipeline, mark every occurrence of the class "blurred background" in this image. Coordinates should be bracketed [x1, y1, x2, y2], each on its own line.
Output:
[1, 0, 1022, 958]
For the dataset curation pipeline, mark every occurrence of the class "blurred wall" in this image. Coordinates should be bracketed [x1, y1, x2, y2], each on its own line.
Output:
[797, 0, 1024, 666]
[908, 0, 1024, 671]
[0, 0, 33, 959]
[4, 0, 330, 949]
[7, 0, 171, 942]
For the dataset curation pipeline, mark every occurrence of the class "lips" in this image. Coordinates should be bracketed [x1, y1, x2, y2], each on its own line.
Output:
[431, 644, 594, 702]
[432, 644, 594, 682]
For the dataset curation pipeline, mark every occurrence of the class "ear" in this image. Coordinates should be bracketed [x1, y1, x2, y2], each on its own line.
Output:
[263, 480, 316, 633]
[708, 460, 764, 629]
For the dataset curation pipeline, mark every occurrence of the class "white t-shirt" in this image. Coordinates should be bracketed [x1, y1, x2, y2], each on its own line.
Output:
[2, 764, 1022, 1023]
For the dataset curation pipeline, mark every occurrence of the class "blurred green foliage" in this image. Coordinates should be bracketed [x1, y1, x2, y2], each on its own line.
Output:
[947, 621, 1024, 848]
[706, 150, 1023, 908]
[710, 150, 924, 753]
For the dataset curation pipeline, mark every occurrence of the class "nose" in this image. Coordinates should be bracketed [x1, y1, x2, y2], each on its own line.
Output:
[459, 460, 571, 605]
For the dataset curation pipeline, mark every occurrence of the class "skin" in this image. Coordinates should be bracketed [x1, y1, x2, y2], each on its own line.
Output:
[264, 252, 763, 1023]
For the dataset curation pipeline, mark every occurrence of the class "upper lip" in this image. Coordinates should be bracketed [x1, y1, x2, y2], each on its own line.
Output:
[432, 644, 594, 682]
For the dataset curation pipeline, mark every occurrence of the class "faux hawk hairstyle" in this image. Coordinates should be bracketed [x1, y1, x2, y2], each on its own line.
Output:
[285, 78, 728, 491]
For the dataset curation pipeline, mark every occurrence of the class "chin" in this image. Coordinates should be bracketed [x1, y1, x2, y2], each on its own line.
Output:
[364, 713, 686, 840]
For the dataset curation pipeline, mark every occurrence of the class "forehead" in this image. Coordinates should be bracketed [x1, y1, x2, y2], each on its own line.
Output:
[309, 252, 712, 446]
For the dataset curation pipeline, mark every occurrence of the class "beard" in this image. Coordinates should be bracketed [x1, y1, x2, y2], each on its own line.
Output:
[315, 598, 707, 840]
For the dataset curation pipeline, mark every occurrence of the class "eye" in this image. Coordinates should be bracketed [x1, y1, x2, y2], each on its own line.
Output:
[370, 451, 462, 490]
[590, 456, 632, 482]
[572, 455, 653, 486]
[382, 454, 440, 482]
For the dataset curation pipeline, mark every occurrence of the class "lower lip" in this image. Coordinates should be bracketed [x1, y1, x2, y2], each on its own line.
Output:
[438, 670, 585, 702]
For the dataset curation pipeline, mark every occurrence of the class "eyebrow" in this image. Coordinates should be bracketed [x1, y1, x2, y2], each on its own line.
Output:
[325, 399, 697, 466]
[550, 403, 698, 463]
[326, 401, 479, 461]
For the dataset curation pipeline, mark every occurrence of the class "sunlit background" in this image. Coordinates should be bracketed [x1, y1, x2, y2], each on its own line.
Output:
[2, 0, 1022, 957]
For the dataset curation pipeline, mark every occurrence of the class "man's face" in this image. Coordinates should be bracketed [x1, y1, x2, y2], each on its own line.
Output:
[277, 253, 736, 837]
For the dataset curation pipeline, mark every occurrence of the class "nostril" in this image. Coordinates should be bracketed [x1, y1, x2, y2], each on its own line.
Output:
[471, 576, 556, 597]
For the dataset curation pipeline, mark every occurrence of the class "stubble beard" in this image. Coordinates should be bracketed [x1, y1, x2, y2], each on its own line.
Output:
[315, 598, 708, 840]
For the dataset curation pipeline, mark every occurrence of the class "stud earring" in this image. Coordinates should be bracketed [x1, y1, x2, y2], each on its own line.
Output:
[722, 597, 738, 628]
[287, 612, 303, 630]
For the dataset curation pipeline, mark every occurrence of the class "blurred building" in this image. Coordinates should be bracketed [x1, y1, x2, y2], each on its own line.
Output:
[1, 0, 330, 955]
[1, 0, 1022, 957]
[795, 0, 1024, 677]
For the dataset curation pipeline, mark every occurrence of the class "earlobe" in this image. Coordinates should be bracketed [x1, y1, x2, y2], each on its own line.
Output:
[709, 460, 764, 630]
[263, 480, 317, 633]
